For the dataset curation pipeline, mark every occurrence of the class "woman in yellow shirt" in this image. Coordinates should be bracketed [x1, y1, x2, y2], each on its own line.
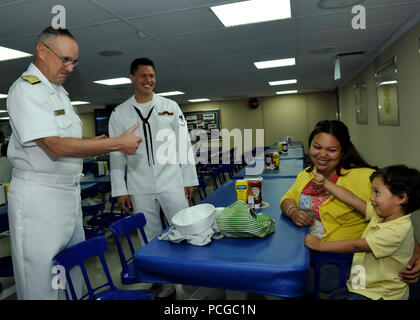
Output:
[281, 120, 420, 293]
[281, 120, 376, 241]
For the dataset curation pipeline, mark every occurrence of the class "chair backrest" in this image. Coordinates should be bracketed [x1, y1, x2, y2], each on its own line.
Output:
[81, 183, 99, 199]
[109, 213, 148, 272]
[53, 236, 116, 300]
[81, 198, 106, 217]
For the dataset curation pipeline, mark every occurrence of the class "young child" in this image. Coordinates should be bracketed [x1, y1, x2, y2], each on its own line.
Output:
[304, 165, 420, 300]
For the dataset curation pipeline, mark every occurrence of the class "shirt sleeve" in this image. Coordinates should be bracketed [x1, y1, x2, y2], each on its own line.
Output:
[365, 223, 408, 259]
[173, 102, 198, 187]
[364, 201, 374, 221]
[108, 110, 129, 197]
[7, 82, 60, 145]
[281, 170, 306, 204]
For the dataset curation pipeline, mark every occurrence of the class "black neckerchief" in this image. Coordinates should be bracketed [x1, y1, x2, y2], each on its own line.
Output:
[133, 105, 155, 166]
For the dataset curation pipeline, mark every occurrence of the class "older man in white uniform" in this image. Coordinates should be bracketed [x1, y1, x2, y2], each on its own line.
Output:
[6, 27, 141, 300]
[109, 58, 198, 298]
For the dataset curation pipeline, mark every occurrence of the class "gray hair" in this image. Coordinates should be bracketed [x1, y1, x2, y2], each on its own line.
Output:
[37, 26, 75, 44]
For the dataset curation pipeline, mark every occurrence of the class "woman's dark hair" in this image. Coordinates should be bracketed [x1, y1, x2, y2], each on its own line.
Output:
[370, 165, 420, 214]
[130, 57, 156, 75]
[306, 120, 377, 175]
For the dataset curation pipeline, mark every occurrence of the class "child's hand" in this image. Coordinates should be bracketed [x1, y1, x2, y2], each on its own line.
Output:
[304, 234, 321, 250]
[312, 171, 326, 189]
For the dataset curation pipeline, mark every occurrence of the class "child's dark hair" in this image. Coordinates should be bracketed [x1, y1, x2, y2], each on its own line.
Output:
[370, 165, 420, 214]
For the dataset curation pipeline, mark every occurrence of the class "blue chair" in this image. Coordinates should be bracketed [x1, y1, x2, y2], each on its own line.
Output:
[109, 213, 148, 285]
[53, 236, 155, 300]
[82, 197, 106, 239]
[409, 281, 420, 300]
[0, 209, 13, 291]
[310, 250, 353, 300]
[80, 183, 99, 200]
[87, 195, 129, 229]
[197, 175, 207, 200]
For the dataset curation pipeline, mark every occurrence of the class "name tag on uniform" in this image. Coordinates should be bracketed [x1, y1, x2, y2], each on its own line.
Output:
[54, 109, 66, 116]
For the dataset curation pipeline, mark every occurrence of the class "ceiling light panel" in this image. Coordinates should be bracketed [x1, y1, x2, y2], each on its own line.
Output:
[0, 46, 32, 62]
[93, 78, 131, 86]
[276, 90, 298, 95]
[269, 79, 297, 86]
[211, 0, 291, 27]
[254, 58, 295, 69]
[157, 91, 185, 97]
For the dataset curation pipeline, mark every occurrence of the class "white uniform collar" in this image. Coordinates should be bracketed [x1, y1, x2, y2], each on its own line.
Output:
[26, 63, 69, 96]
[131, 93, 156, 107]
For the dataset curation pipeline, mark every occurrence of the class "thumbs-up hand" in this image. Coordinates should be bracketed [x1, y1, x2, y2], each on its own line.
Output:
[312, 171, 325, 189]
[119, 123, 142, 154]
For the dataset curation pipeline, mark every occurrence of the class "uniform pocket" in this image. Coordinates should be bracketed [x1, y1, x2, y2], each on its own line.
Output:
[55, 115, 72, 129]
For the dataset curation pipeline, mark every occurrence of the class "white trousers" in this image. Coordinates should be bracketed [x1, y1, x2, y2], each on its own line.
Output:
[130, 187, 189, 241]
[8, 170, 85, 300]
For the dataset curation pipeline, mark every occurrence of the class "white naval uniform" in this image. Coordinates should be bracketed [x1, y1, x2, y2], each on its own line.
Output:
[6, 63, 84, 300]
[109, 94, 198, 241]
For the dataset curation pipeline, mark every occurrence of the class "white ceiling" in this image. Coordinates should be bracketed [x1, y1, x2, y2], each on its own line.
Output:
[0, 0, 420, 113]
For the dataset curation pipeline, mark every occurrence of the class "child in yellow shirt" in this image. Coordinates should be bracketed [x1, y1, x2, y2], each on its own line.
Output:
[305, 165, 420, 300]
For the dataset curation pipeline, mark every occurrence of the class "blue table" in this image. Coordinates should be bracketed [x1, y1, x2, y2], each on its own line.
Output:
[133, 178, 309, 298]
[234, 158, 303, 179]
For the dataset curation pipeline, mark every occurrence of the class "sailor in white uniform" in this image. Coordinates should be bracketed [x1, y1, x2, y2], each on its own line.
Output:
[6, 27, 141, 300]
[109, 58, 198, 297]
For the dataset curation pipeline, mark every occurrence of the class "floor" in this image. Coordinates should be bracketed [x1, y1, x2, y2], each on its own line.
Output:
[0, 169, 272, 300]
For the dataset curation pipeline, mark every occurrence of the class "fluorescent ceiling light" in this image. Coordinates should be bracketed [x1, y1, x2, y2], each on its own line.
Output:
[0, 46, 32, 62]
[276, 90, 298, 95]
[254, 58, 295, 69]
[0, 94, 8, 99]
[188, 98, 210, 103]
[157, 91, 185, 97]
[0, 117, 9, 120]
[211, 0, 291, 27]
[379, 80, 397, 86]
[269, 79, 297, 86]
[71, 101, 90, 105]
[93, 77, 131, 86]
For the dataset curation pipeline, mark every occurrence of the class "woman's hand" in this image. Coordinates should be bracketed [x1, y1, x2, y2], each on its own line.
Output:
[312, 171, 326, 189]
[291, 209, 314, 227]
[399, 240, 420, 283]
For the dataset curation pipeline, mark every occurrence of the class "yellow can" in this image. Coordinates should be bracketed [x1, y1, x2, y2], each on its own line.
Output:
[4, 183, 9, 201]
[273, 152, 279, 168]
[235, 180, 249, 202]
[277, 142, 283, 153]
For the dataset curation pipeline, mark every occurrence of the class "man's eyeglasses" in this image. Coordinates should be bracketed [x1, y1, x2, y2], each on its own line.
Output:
[43, 43, 78, 68]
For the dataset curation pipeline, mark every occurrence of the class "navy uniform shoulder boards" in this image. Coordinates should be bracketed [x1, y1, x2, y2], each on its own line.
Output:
[21, 75, 41, 85]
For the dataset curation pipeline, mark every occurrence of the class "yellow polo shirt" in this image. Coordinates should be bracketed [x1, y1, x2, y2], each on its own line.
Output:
[281, 167, 374, 241]
[347, 202, 413, 300]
